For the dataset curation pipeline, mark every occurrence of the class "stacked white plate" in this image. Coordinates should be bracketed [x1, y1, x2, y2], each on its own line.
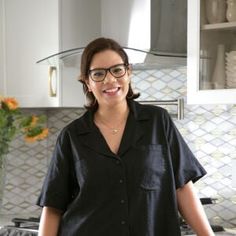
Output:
[225, 51, 236, 89]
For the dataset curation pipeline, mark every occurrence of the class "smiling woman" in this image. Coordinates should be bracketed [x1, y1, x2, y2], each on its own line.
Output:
[37, 37, 214, 236]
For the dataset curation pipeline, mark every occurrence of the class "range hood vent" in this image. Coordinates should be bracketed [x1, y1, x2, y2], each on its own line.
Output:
[36, 47, 186, 70]
[37, 0, 187, 70]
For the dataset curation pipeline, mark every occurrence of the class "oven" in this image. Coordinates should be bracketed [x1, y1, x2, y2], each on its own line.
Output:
[0, 217, 39, 236]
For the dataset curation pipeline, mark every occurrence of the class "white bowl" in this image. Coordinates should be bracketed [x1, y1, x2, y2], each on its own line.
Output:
[225, 56, 236, 61]
[226, 79, 236, 86]
[226, 51, 236, 56]
[225, 64, 236, 70]
[226, 69, 236, 75]
[225, 58, 236, 64]
[226, 70, 236, 76]
[225, 59, 236, 65]
[226, 83, 236, 89]
[226, 80, 236, 86]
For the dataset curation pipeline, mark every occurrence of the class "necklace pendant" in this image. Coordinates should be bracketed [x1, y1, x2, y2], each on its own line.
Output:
[112, 129, 118, 134]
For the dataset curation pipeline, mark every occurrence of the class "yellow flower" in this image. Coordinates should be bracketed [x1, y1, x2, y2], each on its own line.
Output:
[24, 128, 49, 143]
[30, 115, 39, 127]
[37, 128, 49, 140]
[2, 97, 19, 110]
[0, 95, 48, 156]
[24, 136, 38, 143]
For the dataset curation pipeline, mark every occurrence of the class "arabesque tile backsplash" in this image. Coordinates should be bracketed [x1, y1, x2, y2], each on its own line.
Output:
[1, 66, 236, 228]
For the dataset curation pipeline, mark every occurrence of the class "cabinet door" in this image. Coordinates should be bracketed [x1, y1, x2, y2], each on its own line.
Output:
[59, 0, 100, 107]
[1, 0, 60, 107]
[187, 0, 236, 104]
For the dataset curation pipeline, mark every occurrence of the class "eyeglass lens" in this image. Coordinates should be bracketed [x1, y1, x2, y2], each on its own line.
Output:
[89, 64, 127, 82]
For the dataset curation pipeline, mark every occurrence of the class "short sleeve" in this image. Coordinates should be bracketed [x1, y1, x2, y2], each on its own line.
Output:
[36, 128, 78, 211]
[163, 109, 207, 189]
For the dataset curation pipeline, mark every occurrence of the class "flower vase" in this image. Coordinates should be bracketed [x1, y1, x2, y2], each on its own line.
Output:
[212, 44, 226, 89]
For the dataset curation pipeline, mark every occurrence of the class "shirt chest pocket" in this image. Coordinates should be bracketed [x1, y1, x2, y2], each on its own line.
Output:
[135, 144, 166, 190]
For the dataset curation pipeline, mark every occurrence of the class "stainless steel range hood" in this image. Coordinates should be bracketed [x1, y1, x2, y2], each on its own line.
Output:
[37, 0, 187, 69]
[151, 0, 187, 57]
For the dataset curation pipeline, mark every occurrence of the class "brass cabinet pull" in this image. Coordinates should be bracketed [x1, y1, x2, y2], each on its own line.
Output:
[48, 66, 57, 97]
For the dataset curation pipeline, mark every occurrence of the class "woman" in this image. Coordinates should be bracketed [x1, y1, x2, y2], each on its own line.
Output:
[37, 37, 214, 236]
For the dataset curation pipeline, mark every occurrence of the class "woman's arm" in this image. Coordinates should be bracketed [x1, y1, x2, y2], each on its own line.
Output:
[38, 206, 62, 236]
[176, 181, 215, 236]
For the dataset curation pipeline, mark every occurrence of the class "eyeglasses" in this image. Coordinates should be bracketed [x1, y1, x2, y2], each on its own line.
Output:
[88, 63, 129, 82]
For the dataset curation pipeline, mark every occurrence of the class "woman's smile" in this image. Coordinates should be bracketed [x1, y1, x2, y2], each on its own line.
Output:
[102, 86, 121, 95]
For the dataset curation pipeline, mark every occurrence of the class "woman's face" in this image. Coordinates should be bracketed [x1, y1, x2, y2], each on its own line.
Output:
[86, 49, 131, 108]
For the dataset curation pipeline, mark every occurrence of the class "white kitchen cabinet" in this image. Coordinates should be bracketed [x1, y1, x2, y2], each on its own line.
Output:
[187, 0, 236, 104]
[0, 0, 4, 94]
[0, 0, 60, 107]
[0, 0, 100, 107]
[57, 0, 100, 107]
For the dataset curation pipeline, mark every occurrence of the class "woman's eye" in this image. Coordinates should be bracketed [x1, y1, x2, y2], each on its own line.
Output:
[93, 71, 105, 77]
[112, 67, 123, 74]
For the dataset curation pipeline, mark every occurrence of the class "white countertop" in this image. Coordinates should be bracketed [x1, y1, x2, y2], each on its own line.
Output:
[183, 228, 236, 236]
[1, 215, 235, 236]
[0, 215, 12, 227]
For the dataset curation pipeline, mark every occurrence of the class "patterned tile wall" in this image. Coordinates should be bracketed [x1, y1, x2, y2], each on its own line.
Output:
[0, 66, 235, 228]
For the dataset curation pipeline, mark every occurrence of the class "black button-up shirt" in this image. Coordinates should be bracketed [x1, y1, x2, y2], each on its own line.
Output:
[37, 100, 206, 236]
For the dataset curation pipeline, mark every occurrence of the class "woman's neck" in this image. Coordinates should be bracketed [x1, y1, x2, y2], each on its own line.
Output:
[95, 101, 129, 124]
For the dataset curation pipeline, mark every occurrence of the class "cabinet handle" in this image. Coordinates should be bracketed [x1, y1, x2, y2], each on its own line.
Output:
[48, 66, 57, 97]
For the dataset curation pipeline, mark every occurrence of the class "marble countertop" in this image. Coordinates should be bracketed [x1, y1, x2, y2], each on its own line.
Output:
[0, 214, 34, 227]
[0, 215, 13, 227]
[1, 215, 236, 236]
[183, 228, 236, 236]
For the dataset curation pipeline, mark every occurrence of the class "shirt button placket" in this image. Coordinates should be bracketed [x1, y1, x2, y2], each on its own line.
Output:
[115, 158, 129, 234]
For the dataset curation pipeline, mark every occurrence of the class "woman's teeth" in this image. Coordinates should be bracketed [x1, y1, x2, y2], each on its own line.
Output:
[104, 88, 119, 93]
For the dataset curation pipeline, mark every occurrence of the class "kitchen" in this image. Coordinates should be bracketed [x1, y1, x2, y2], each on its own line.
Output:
[0, 0, 236, 235]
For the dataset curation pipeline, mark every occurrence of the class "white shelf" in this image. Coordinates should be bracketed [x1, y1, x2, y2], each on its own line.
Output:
[201, 21, 236, 31]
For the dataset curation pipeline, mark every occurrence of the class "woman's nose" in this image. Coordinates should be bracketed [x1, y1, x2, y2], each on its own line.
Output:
[103, 72, 117, 84]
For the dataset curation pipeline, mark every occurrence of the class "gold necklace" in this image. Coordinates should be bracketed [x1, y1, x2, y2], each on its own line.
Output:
[98, 118, 122, 135]
[95, 114, 127, 135]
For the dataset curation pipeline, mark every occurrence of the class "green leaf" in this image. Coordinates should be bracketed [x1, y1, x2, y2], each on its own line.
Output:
[19, 116, 33, 128]
[26, 126, 43, 137]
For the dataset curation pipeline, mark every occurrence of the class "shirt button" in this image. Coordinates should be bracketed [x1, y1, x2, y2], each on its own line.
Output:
[120, 199, 125, 204]
[121, 220, 126, 225]
[119, 179, 123, 183]
[115, 160, 120, 165]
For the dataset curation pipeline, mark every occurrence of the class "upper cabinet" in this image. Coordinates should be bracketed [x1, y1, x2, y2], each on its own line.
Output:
[0, 0, 100, 107]
[54, 0, 100, 107]
[0, 0, 60, 107]
[187, 0, 236, 104]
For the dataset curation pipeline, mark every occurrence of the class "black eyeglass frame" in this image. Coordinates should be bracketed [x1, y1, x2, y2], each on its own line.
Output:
[88, 63, 129, 82]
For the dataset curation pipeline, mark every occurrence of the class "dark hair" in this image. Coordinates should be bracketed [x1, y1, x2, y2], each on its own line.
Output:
[79, 37, 140, 110]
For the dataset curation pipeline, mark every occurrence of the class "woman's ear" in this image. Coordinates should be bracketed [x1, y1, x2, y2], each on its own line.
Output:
[86, 81, 92, 92]
[127, 64, 132, 83]
[127, 64, 132, 76]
